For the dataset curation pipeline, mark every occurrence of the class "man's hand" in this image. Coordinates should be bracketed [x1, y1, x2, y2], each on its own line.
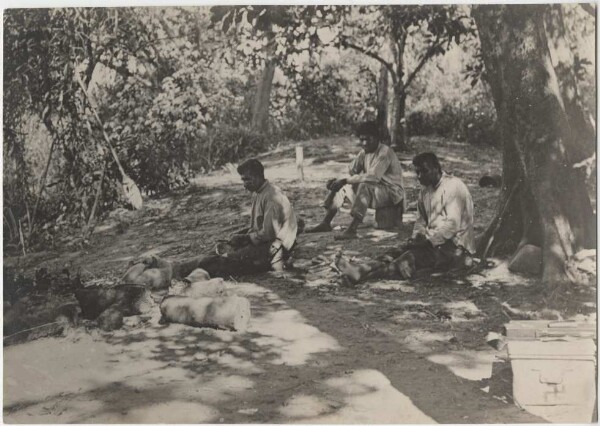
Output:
[329, 178, 348, 193]
[407, 233, 430, 249]
[229, 234, 251, 248]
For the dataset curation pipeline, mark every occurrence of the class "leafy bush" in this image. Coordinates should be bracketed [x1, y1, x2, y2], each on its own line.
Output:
[407, 106, 499, 146]
[273, 65, 359, 140]
[190, 125, 270, 173]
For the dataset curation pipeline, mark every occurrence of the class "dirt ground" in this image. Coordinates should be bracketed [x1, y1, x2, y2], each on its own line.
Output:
[3, 135, 597, 423]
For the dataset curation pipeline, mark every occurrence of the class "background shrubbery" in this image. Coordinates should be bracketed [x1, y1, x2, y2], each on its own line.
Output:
[3, 6, 595, 254]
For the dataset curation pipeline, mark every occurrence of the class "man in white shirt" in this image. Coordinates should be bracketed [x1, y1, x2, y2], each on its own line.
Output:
[126, 159, 299, 282]
[306, 121, 405, 240]
[336, 152, 475, 283]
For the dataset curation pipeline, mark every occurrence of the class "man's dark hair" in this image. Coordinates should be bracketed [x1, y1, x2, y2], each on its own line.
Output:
[237, 159, 265, 178]
[412, 152, 442, 172]
[355, 120, 381, 139]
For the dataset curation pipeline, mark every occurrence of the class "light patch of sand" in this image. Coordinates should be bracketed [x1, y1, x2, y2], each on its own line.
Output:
[279, 394, 332, 418]
[4, 281, 342, 423]
[367, 280, 415, 292]
[443, 300, 481, 321]
[365, 229, 399, 242]
[250, 308, 341, 366]
[427, 350, 496, 381]
[468, 260, 534, 288]
[402, 331, 454, 353]
[111, 401, 218, 423]
[284, 369, 436, 424]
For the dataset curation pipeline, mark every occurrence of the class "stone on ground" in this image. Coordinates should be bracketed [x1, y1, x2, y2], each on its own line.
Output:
[508, 244, 542, 275]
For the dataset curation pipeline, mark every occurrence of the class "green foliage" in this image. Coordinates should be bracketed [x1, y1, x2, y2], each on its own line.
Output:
[3, 7, 255, 251]
[274, 66, 354, 139]
[407, 106, 498, 146]
[191, 126, 270, 173]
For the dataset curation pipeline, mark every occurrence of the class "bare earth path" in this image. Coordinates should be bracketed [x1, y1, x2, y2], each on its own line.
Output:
[4, 135, 595, 423]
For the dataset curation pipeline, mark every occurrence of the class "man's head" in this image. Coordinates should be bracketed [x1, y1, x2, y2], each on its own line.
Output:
[412, 152, 442, 187]
[355, 121, 381, 154]
[237, 159, 265, 192]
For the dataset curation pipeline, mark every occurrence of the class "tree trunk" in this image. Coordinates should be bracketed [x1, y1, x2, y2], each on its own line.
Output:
[251, 59, 276, 133]
[376, 64, 390, 143]
[390, 87, 408, 151]
[544, 5, 596, 163]
[472, 4, 595, 286]
[390, 32, 408, 151]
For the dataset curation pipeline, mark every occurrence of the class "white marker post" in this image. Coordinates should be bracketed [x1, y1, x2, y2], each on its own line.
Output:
[295, 145, 304, 182]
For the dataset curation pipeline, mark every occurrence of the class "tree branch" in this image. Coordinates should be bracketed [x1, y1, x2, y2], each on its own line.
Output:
[402, 37, 446, 92]
[340, 38, 396, 81]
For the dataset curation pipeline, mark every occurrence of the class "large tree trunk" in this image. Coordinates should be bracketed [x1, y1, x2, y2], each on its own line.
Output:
[544, 5, 596, 163]
[251, 59, 276, 133]
[376, 64, 390, 143]
[472, 4, 595, 286]
[388, 32, 408, 151]
[390, 89, 407, 151]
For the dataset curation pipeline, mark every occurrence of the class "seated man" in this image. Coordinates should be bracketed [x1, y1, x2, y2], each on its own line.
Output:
[336, 152, 475, 283]
[307, 121, 405, 240]
[174, 159, 298, 279]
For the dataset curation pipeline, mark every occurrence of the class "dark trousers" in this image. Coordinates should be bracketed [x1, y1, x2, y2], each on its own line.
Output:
[177, 240, 290, 279]
[382, 240, 467, 279]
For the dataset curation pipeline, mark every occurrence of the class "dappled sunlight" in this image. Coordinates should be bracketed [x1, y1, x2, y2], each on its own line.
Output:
[365, 229, 400, 242]
[280, 369, 436, 424]
[4, 279, 345, 422]
[366, 280, 415, 292]
[250, 308, 341, 366]
[402, 330, 454, 353]
[467, 259, 534, 288]
[427, 350, 496, 381]
[442, 154, 479, 166]
[279, 394, 332, 418]
[100, 400, 218, 423]
[443, 300, 481, 321]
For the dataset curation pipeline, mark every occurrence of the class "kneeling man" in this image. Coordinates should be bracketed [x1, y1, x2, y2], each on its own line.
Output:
[131, 159, 299, 282]
[197, 158, 298, 277]
[337, 152, 475, 283]
[307, 121, 405, 239]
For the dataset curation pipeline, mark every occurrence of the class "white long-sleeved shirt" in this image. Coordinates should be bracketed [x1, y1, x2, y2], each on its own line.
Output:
[412, 172, 475, 253]
[345, 143, 404, 199]
[248, 180, 298, 251]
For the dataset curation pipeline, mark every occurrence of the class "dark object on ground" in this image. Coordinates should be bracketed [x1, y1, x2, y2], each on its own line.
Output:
[97, 307, 124, 331]
[54, 302, 81, 325]
[74, 284, 151, 320]
[508, 244, 542, 275]
[297, 217, 306, 235]
[160, 295, 251, 331]
[375, 203, 404, 230]
[34, 267, 52, 292]
[479, 175, 502, 188]
[3, 268, 33, 305]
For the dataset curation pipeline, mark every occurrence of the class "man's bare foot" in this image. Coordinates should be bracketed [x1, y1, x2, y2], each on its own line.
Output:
[306, 222, 333, 233]
[334, 229, 357, 240]
[334, 254, 363, 284]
